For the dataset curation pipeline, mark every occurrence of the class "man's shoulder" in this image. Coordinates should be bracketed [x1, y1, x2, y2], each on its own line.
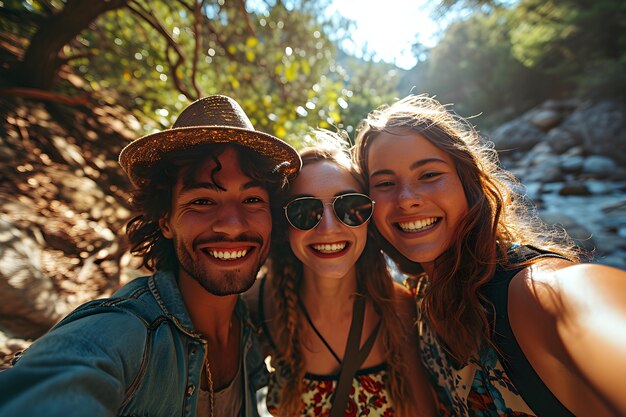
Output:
[55, 274, 165, 330]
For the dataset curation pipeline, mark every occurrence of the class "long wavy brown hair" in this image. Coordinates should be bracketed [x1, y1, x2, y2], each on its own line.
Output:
[125, 143, 289, 272]
[269, 130, 414, 416]
[354, 95, 582, 364]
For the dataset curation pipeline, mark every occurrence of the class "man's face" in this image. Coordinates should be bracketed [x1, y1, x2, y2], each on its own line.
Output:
[159, 147, 272, 295]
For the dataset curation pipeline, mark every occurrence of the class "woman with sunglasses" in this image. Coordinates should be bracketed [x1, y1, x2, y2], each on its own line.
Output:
[246, 130, 435, 416]
[353, 95, 626, 417]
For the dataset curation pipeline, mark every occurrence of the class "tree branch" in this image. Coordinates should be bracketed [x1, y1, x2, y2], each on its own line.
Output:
[126, 0, 196, 100]
[190, 0, 206, 98]
[0, 88, 90, 106]
[237, 0, 256, 36]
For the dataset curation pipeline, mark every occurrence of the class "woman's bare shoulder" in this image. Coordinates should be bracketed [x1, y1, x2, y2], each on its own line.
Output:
[509, 260, 626, 414]
[510, 260, 626, 316]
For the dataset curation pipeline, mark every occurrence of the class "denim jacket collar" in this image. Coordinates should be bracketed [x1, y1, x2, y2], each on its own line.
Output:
[148, 270, 198, 335]
[148, 270, 254, 337]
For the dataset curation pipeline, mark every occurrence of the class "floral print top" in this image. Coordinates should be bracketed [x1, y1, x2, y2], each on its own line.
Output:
[419, 320, 536, 417]
[265, 364, 393, 416]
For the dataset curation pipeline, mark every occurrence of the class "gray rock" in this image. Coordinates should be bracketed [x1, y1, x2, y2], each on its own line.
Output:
[546, 128, 581, 153]
[586, 180, 623, 194]
[541, 98, 582, 111]
[520, 142, 554, 167]
[0, 219, 69, 338]
[559, 182, 591, 196]
[562, 100, 626, 165]
[559, 155, 584, 173]
[491, 119, 545, 152]
[607, 167, 626, 181]
[582, 156, 618, 177]
[562, 146, 585, 158]
[530, 109, 562, 131]
[542, 182, 567, 194]
[524, 165, 564, 183]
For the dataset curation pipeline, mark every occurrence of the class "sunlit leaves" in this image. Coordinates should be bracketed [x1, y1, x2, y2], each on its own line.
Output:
[2, 0, 413, 150]
[509, 1, 578, 68]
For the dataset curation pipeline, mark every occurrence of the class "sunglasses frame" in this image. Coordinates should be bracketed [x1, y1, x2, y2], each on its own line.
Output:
[283, 192, 375, 231]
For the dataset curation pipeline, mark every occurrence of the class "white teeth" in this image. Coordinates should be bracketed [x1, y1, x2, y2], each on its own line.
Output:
[312, 242, 347, 253]
[398, 217, 437, 232]
[208, 249, 248, 260]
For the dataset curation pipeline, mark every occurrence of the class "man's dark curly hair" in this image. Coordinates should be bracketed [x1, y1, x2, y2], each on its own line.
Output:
[125, 143, 290, 272]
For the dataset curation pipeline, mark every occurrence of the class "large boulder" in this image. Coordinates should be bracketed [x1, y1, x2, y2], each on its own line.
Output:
[0, 219, 68, 338]
[545, 127, 582, 154]
[582, 155, 618, 178]
[490, 119, 545, 154]
[561, 100, 626, 165]
[530, 109, 562, 131]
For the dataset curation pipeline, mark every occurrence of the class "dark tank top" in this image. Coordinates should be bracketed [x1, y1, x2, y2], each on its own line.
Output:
[480, 245, 575, 417]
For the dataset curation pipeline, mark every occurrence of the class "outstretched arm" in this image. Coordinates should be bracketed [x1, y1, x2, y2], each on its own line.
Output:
[509, 261, 626, 416]
[0, 311, 147, 417]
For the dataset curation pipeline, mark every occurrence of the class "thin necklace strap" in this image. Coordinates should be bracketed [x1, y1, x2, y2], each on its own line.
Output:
[297, 297, 343, 365]
[329, 295, 379, 417]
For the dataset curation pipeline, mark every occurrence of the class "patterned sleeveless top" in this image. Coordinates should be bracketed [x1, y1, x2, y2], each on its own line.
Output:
[257, 278, 394, 416]
[410, 245, 574, 417]
[265, 364, 394, 416]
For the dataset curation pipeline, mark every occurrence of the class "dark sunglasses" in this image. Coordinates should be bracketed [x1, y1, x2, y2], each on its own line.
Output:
[284, 192, 375, 231]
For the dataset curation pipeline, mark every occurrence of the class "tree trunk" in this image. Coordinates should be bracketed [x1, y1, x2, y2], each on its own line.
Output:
[18, 0, 129, 90]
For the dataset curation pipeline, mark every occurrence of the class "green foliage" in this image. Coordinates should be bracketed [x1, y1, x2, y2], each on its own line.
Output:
[1, 0, 401, 151]
[334, 53, 402, 140]
[3, 0, 623, 142]
[508, 0, 626, 96]
[404, 0, 625, 128]
[404, 9, 552, 126]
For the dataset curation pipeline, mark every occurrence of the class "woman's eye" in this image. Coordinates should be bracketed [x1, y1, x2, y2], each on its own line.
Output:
[373, 180, 394, 188]
[421, 172, 442, 180]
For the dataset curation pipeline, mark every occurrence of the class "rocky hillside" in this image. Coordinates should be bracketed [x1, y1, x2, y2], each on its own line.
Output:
[489, 99, 626, 269]
[0, 92, 146, 367]
[1, 94, 625, 369]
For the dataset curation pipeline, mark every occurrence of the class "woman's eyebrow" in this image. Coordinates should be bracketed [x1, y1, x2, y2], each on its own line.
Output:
[370, 168, 394, 178]
[370, 157, 448, 178]
[288, 189, 359, 200]
[410, 157, 448, 170]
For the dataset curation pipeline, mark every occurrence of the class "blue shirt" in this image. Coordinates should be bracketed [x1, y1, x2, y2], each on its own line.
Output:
[0, 271, 268, 417]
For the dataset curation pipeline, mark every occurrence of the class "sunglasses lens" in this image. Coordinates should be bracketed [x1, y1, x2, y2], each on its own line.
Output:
[286, 198, 324, 230]
[333, 194, 373, 227]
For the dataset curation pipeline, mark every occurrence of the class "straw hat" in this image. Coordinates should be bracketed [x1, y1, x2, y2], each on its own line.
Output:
[119, 95, 301, 187]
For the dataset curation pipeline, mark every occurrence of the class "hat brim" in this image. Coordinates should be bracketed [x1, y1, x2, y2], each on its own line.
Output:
[119, 126, 301, 187]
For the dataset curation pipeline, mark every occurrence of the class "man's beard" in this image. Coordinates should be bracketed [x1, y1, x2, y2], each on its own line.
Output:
[174, 237, 263, 296]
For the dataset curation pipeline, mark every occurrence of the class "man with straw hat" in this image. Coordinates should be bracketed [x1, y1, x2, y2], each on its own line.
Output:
[0, 95, 301, 417]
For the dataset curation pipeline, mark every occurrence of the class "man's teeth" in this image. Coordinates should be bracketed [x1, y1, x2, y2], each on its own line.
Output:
[398, 217, 437, 232]
[312, 242, 347, 253]
[208, 249, 248, 260]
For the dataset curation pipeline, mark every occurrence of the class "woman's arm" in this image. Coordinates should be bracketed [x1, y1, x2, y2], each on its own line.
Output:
[394, 283, 437, 417]
[509, 261, 626, 416]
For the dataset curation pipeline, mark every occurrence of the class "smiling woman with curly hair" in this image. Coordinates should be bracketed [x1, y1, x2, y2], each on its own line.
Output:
[354, 94, 626, 417]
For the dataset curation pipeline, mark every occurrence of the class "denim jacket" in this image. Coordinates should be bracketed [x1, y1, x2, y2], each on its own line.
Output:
[0, 271, 268, 417]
